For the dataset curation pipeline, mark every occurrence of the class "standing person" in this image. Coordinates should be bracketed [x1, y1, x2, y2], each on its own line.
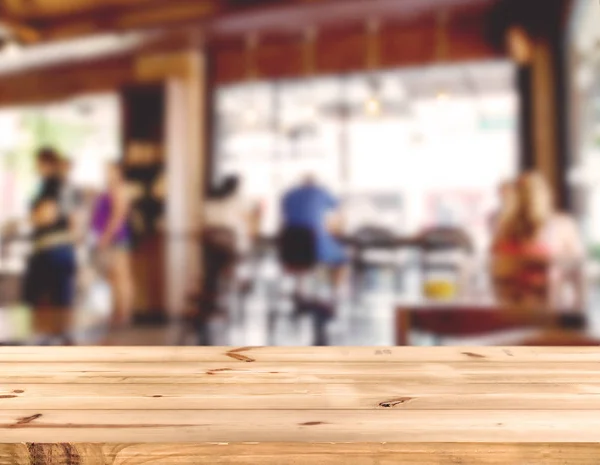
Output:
[91, 162, 134, 330]
[22, 148, 77, 344]
[202, 176, 260, 314]
[281, 174, 348, 288]
[204, 176, 260, 255]
[491, 171, 586, 314]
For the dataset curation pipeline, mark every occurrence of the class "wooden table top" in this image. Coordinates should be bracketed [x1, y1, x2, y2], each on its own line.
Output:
[1, 346, 600, 464]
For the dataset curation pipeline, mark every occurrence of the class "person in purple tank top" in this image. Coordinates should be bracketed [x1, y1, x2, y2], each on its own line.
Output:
[92, 162, 134, 329]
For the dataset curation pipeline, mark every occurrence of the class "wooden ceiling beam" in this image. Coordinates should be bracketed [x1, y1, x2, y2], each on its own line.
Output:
[0, 3, 42, 44]
[0, 18, 41, 43]
[32, 0, 224, 41]
[1, 0, 496, 46]
[27, 0, 324, 43]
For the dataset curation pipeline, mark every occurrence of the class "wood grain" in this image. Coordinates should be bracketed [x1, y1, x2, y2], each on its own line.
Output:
[2, 346, 600, 362]
[0, 347, 599, 462]
[1, 383, 599, 410]
[0, 361, 599, 384]
[1, 443, 599, 465]
[1, 443, 600, 465]
[3, 410, 600, 443]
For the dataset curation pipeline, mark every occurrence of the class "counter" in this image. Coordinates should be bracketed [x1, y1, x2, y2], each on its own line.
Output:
[1, 347, 599, 463]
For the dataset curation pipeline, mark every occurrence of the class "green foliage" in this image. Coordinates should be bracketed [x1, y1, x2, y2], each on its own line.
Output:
[2, 110, 94, 166]
[589, 244, 600, 262]
[22, 111, 93, 156]
[1, 109, 94, 199]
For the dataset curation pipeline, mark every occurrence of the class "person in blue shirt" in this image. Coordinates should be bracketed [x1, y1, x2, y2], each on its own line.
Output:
[281, 175, 347, 285]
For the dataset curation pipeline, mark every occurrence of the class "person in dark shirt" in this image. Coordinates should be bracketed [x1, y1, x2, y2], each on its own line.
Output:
[22, 147, 77, 345]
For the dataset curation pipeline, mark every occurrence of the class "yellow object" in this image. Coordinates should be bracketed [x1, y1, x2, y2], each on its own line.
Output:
[424, 280, 456, 300]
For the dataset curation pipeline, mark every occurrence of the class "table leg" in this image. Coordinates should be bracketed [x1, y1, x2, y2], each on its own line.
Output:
[396, 308, 411, 346]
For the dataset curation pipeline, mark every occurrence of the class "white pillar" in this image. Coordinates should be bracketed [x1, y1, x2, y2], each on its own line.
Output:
[164, 50, 206, 318]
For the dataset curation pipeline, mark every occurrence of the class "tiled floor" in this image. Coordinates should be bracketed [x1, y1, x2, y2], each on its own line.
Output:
[3, 253, 600, 346]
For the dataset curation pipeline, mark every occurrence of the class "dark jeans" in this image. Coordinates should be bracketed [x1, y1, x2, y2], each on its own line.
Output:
[23, 245, 76, 308]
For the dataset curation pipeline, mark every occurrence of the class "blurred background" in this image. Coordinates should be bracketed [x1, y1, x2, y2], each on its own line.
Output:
[0, 0, 598, 346]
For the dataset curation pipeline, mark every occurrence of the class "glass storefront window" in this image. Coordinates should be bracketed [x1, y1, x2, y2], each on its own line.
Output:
[213, 61, 518, 250]
[0, 93, 120, 224]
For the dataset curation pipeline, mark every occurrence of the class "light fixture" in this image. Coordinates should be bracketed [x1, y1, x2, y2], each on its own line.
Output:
[436, 90, 450, 102]
[364, 75, 382, 117]
[365, 96, 382, 116]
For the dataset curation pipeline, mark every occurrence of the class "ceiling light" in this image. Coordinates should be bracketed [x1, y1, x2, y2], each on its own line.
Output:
[436, 91, 450, 101]
[365, 97, 381, 116]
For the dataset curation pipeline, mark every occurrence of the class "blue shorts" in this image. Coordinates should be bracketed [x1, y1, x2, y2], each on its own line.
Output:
[23, 245, 76, 308]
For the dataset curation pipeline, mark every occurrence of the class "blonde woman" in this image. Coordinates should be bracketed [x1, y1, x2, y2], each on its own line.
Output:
[491, 171, 585, 313]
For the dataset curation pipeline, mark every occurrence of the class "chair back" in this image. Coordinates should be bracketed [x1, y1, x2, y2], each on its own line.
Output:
[418, 226, 474, 300]
[418, 226, 473, 253]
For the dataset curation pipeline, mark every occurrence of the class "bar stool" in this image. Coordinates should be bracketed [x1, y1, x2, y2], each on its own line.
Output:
[275, 226, 328, 345]
[196, 226, 237, 345]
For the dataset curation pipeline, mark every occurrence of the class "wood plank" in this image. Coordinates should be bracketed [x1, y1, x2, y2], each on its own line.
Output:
[0, 17, 41, 44]
[0, 347, 598, 461]
[1, 361, 599, 384]
[2, 410, 600, 443]
[2, 0, 161, 20]
[0, 55, 137, 107]
[2, 443, 599, 465]
[35, 0, 219, 41]
[255, 37, 304, 79]
[315, 25, 367, 74]
[213, 43, 246, 84]
[380, 20, 437, 67]
[2, 346, 600, 363]
[0, 383, 599, 410]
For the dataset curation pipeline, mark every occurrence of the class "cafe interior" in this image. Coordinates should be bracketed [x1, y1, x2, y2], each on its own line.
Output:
[0, 0, 599, 346]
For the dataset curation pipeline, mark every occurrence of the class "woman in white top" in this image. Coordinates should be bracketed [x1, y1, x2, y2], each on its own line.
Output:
[202, 176, 260, 313]
[203, 176, 259, 255]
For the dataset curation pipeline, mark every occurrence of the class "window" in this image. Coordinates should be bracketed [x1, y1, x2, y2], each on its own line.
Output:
[213, 61, 518, 249]
[0, 93, 121, 224]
